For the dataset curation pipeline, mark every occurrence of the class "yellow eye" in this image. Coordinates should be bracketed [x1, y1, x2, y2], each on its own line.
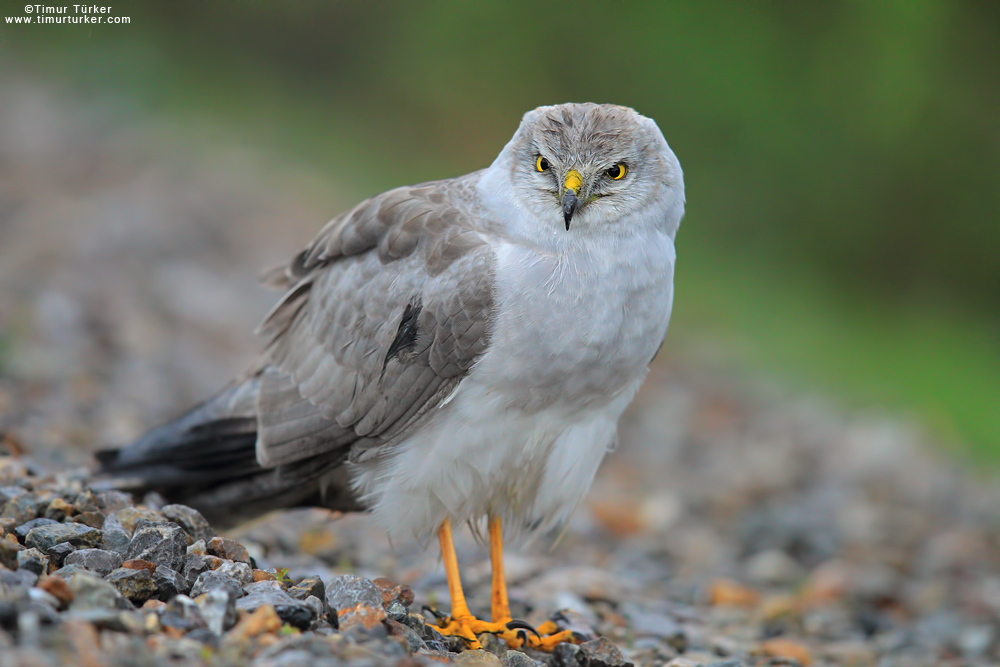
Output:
[535, 156, 550, 172]
[606, 163, 627, 180]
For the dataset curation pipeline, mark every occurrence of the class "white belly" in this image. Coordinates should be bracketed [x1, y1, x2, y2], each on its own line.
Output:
[353, 231, 675, 544]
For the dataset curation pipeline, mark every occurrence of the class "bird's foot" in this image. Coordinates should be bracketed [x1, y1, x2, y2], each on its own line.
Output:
[429, 614, 506, 650]
[429, 614, 581, 651]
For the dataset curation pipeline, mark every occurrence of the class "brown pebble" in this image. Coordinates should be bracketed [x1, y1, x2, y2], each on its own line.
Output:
[257, 633, 280, 647]
[142, 599, 166, 610]
[37, 575, 74, 607]
[338, 603, 387, 630]
[760, 638, 813, 666]
[115, 507, 165, 533]
[253, 569, 276, 582]
[228, 604, 281, 640]
[74, 511, 106, 529]
[63, 620, 103, 667]
[122, 559, 157, 573]
[372, 577, 415, 608]
[205, 555, 226, 570]
[43, 498, 74, 521]
[708, 578, 760, 607]
[208, 536, 250, 564]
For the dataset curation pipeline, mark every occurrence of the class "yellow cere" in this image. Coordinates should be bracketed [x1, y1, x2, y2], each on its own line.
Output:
[564, 169, 583, 193]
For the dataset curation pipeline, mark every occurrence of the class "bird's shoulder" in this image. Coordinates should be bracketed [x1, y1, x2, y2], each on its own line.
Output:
[262, 170, 494, 291]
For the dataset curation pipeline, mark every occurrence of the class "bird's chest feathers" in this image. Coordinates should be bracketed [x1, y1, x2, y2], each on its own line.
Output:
[485, 233, 674, 410]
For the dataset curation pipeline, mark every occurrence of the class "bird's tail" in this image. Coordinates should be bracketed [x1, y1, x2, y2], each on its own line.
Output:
[94, 376, 359, 527]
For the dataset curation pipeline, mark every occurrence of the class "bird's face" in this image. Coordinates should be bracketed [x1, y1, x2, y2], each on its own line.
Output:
[495, 103, 684, 237]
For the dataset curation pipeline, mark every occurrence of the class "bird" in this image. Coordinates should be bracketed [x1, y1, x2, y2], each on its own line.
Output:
[97, 103, 685, 650]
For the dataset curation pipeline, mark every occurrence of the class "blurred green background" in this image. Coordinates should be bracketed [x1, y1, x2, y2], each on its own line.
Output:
[3, 1, 998, 458]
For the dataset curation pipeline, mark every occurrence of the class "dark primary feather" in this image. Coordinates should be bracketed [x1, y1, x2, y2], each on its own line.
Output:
[98, 176, 496, 526]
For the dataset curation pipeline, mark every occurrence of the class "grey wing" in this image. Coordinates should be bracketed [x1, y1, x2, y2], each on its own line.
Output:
[253, 178, 495, 469]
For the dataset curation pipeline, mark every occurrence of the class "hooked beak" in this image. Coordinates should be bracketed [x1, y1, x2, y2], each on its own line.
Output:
[562, 169, 583, 231]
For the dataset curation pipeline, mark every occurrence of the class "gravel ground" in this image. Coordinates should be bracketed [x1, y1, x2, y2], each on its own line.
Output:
[2, 77, 1000, 667]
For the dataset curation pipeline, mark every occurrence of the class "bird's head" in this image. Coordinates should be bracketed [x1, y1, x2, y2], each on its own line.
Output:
[483, 103, 685, 239]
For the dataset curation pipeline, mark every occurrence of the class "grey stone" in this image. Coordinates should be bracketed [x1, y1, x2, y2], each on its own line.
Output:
[237, 584, 316, 630]
[101, 514, 131, 555]
[124, 520, 187, 571]
[2, 496, 39, 524]
[13, 517, 58, 541]
[502, 650, 543, 667]
[386, 600, 407, 622]
[182, 552, 210, 590]
[959, 625, 995, 659]
[141, 492, 168, 510]
[386, 618, 426, 652]
[72, 490, 99, 514]
[195, 587, 236, 635]
[0, 486, 29, 504]
[94, 491, 133, 513]
[25, 522, 101, 552]
[16, 547, 49, 576]
[64, 548, 123, 577]
[0, 567, 38, 589]
[578, 638, 632, 667]
[45, 541, 76, 567]
[105, 567, 157, 604]
[744, 549, 805, 586]
[162, 504, 214, 543]
[326, 574, 384, 621]
[62, 608, 121, 630]
[629, 611, 686, 647]
[190, 570, 241, 600]
[160, 595, 206, 634]
[553, 642, 583, 667]
[303, 595, 324, 624]
[27, 586, 61, 610]
[50, 563, 93, 580]
[154, 564, 186, 599]
[66, 572, 125, 610]
[215, 559, 252, 586]
[288, 575, 325, 603]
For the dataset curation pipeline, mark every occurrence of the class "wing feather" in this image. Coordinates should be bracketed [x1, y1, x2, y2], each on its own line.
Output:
[255, 177, 494, 468]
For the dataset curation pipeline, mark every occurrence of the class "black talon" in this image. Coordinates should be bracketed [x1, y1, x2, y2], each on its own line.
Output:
[422, 605, 448, 621]
[506, 619, 541, 638]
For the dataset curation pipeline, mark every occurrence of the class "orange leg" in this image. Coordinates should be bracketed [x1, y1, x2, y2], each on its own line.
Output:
[428, 517, 581, 651]
[489, 515, 510, 622]
[429, 518, 506, 649]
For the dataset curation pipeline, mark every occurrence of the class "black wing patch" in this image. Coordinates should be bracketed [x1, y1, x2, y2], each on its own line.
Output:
[383, 300, 422, 372]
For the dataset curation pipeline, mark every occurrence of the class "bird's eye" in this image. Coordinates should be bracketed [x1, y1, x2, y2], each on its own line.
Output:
[535, 156, 550, 172]
[606, 163, 627, 180]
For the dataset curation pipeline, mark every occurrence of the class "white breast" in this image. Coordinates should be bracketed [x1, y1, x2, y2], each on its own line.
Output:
[353, 229, 676, 544]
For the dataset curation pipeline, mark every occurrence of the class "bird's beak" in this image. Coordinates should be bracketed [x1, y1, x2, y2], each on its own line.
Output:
[562, 169, 582, 231]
